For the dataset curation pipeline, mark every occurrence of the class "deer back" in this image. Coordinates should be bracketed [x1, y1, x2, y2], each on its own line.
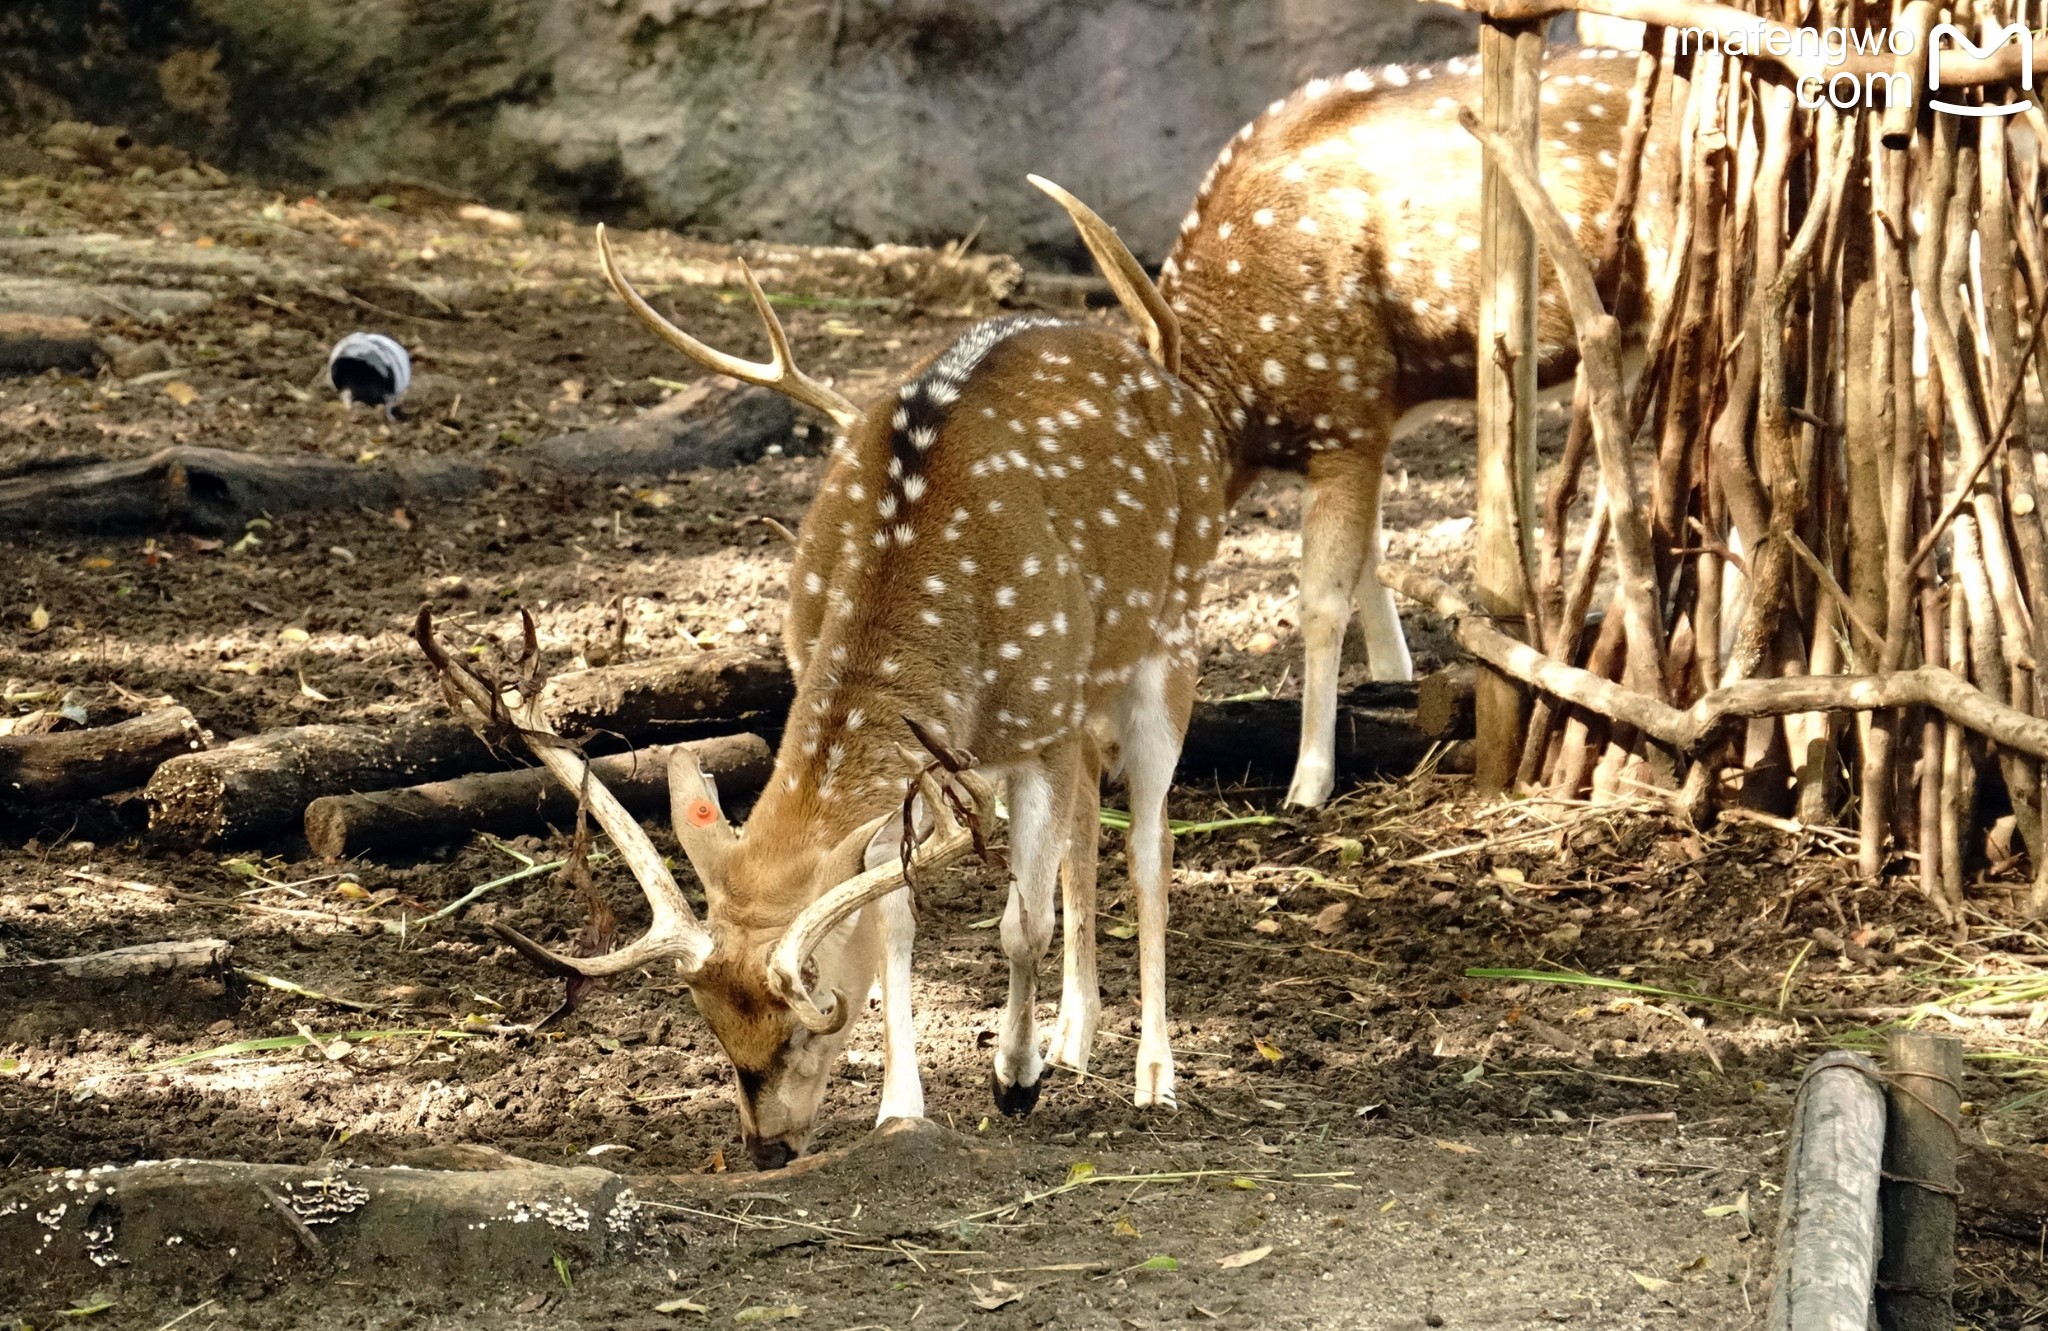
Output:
[1159, 47, 1677, 471]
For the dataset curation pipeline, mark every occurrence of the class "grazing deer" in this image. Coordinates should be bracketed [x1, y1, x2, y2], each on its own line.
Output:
[428, 193, 1224, 1169]
[1158, 48, 1663, 806]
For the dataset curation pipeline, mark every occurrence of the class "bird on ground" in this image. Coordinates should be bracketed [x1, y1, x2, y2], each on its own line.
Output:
[326, 332, 411, 419]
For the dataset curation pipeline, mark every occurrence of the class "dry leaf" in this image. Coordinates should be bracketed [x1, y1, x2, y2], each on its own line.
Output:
[335, 882, 370, 900]
[1433, 1139, 1480, 1155]
[1310, 902, 1350, 935]
[1492, 865, 1526, 884]
[297, 671, 332, 701]
[1629, 1271, 1672, 1293]
[1253, 1038, 1284, 1062]
[732, 1307, 804, 1324]
[161, 380, 199, 405]
[1250, 918, 1281, 934]
[1216, 1246, 1272, 1270]
[655, 1298, 710, 1315]
[279, 626, 310, 643]
[970, 1279, 1020, 1312]
[1245, 630, 1278, 654]
[511, 1292, 549, 1314]
[82, 557, 114, 570]
[26, 606, 50, 634]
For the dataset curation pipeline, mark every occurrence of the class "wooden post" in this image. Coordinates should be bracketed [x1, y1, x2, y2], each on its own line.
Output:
[1877, 1033, 1963, 1331]
[1474, 17, 1546, 793]
[1767, 1050, 1887, 1331]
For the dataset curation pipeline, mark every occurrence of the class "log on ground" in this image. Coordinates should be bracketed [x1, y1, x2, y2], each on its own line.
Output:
[305, 732, 772, 859]
[0, 706, 205, 803]
[539, 379, 798, 474]
[1176, 680, 1471, 785]
[146, 722, 503, 847]
[0, 446, 494, 535]
[0, 938, 235, 1042]
[542, 648, 797, 740]
[1766, 1050, 1886, 1331]
[0, 313, 101, 377]
[0, 1157, 643, 1304]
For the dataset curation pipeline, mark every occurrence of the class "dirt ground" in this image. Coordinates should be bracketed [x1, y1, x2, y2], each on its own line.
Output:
[3, 153, 2047, 1330]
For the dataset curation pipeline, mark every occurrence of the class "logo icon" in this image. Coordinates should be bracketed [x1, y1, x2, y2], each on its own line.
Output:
[1929, 22, 2034, 117]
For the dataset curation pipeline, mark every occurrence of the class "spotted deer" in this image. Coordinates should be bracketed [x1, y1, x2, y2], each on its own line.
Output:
[1158, 47, 1667, 806]
[431, 195, 1224, 1169]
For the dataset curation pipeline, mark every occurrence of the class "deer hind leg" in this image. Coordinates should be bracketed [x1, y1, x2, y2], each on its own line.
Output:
[1288, 444, 1408, 807]
[990, 749, 1076, 1116]
[873, 886, 924, 1124]
[1118, 651, 1195, 1109]
[1048, 733, 1102, 1075]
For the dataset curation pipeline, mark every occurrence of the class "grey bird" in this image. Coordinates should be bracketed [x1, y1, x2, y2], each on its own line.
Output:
[326, 332, 412, 419]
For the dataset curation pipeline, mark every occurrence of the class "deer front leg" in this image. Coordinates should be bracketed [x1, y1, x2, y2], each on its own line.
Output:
[874, 888, 924, 1123]
[991, 758, 1071, 1116]
[1048, 747, 1101, 1075]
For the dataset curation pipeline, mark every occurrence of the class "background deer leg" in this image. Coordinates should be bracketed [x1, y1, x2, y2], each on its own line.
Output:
[1048, 734, 1101, 1075]
[1120, 651, 1193, 1109]
[990, 748, 1075, 1115]
[873, 887, 924, 1123]
[1288, 448, 1395, 807]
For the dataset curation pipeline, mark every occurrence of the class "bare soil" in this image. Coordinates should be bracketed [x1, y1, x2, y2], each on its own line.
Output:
[2, 161, 2045, 1330]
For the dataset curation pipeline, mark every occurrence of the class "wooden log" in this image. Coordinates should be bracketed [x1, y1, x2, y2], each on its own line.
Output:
[1877, 1033, 1963, 1331]
[0, 1158, 638, 1299]
[146, 722, 501, 848]
[0, 706, 205, 803]
[0, 938, 234, 1042]
[304, 732, 772, 859]
[542, 649, 797, 740]
[1416, 665, 1478, 741]
[1766, 1050, 1887, 1331]
[538, 379, 797, 474]
[1175, 682, 1463, 785]
[0, 446, 493, 535]
[1472, 17, 1546, 793]
[0, 313, 100, 378]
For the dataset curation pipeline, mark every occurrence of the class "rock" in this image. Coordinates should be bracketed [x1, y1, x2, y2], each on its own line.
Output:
[98, 335, 176, 379]
[0, 0, 1476, 265]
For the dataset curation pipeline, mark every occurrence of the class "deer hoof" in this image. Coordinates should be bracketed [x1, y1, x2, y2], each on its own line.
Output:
[990, 1070, 1043, 1117]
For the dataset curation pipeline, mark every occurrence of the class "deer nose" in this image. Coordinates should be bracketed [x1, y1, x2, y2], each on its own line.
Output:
[747, 1138, 797, 1171]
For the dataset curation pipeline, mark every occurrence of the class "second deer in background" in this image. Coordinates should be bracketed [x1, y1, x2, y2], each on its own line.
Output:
[1159, 47, 1666, 806]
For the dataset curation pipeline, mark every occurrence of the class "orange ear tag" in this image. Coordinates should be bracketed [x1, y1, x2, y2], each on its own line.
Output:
[686, 799, 719, 828]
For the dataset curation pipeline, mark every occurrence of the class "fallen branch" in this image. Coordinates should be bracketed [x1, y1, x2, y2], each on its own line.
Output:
[539, 379, 796, 474]
[0, 706, 204, 803]
[1381, 564, 2048, 763]
[0, 938, 235, 1042]
[304, 733, 771, 859]
[0, 446, 492, 535]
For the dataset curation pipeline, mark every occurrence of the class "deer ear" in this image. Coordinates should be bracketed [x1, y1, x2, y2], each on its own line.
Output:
[668, 746, 737, 889]
[1027, 174, 1182, 377]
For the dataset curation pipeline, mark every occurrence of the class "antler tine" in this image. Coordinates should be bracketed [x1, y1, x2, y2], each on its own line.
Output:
[412, 607, 713, 980]
[1025, 175, 1182, 377]
[594, 224, 862, 430]
[766, 769, 992, 1033]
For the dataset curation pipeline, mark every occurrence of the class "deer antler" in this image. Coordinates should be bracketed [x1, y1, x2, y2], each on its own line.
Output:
[765, 767, 993, 1033]
[414, 607, 714, 979]
[595, 224, 862, 431]
[1026, 175, 1182, 377]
